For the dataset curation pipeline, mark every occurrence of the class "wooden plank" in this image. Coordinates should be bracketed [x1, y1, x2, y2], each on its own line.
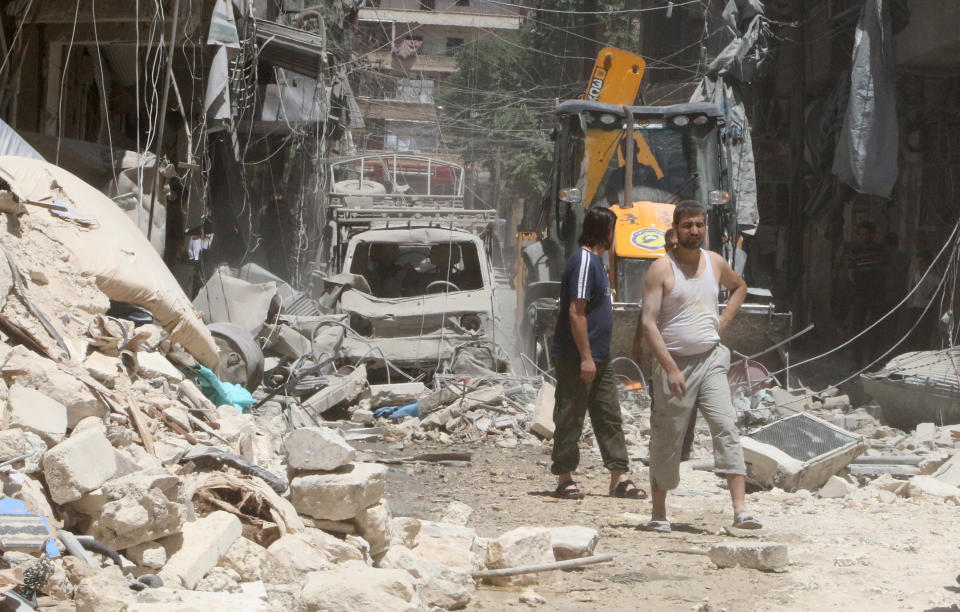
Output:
[126, 398, 155, 456]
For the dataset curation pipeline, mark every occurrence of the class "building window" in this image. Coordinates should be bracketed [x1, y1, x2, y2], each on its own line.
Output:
[419, 0, 435, 10]
[456, 0, 470, 5]
[446, 38, 464, 54]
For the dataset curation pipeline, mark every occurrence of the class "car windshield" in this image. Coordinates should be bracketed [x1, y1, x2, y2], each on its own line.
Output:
[350, 241, 484, 298]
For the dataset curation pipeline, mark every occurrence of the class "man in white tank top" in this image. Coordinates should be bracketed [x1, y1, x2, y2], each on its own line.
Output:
[639, 200, 761, 532]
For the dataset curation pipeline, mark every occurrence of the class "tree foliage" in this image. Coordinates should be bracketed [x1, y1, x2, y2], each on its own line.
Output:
[437, 0, 644, 200]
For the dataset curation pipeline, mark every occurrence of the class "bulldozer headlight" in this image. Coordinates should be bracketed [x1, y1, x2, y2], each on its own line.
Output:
[599, 113, 617, 125]
[692, 114, 709, 126]
[709, 190, 731, 207]
[559, 187, 582, 204]
[671, 115, 690, 127]
[460, 314, 482, 332]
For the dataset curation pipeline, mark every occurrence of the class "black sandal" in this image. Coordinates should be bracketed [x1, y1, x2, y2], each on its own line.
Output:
[553, 480, 585, 500]
[610, 479, 648, 499]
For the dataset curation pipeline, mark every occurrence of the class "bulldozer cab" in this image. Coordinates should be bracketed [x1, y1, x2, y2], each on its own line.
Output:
[545, 101, 734, 279]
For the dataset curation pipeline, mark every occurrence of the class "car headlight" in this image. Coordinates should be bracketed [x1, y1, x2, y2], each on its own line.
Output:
[460, 314, 482, 332]
[350, 314, 373, 337]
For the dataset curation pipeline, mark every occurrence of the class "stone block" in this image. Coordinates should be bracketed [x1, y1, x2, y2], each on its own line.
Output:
[354, 500, 392, 557]
[818, 475, 854, 499]
[283, 426, 356, 471]
[547, 526, 598, 561]
[299, 567, 419, 612]
[221, 537, 299, 585]
[131, 587, 274, 611]
[413, 520, 477, 571]
[299, 527, 365, 563]
[379, 545, 474, 610]
[933, 452, 960, 488]
[5, 384, 67, 444]
[438, 501, 473, 526]
[266, 534, 334, 573]
[126, 541, 167, 569]
[0, 429, 46, 473]
[290, 462, 387, 521]
[351, 409, 374, 425]
[367, 382, 427, 408]
[530, 382, 555, 439]
[42, 427, 117, 504]
[92, 470, 185, 550]
[390, 517, 421, 549]
[83, 351, 124, 388]
[6, 346, 107, 428]
[160, 511, 242, 589]
[906, 474, 960, 503]
[485, 526, 554, 586]
[708, 542, 789, 570]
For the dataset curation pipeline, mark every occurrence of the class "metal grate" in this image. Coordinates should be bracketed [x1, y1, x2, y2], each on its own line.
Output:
[749, 413, 857, 462]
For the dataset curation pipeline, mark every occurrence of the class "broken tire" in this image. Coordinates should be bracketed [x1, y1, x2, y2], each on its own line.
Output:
[208, 322, 264, 391]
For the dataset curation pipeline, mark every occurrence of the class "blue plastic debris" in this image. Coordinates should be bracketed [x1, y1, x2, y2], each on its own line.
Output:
[373, 401, 420, 420]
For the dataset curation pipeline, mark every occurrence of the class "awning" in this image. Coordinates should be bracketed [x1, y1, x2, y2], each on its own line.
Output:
[255, 18, 327, 79]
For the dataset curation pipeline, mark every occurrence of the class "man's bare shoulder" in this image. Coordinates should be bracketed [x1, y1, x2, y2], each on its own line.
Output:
[647, 256, 672, 280]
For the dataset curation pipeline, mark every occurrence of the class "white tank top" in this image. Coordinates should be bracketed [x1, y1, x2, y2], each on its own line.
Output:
[657, 249, 720, 356]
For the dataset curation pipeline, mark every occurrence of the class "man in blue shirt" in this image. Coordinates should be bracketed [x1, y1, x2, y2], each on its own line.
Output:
[550, 207, 645, 500]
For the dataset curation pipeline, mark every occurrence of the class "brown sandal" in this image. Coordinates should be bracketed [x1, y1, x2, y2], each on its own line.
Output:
[553, 480, 585, 500]
[610, 479, 648, 499]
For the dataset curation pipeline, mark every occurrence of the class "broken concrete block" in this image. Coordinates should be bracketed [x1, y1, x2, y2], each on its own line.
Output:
[547, 525, 598, 561]
[221, 537, 299, 585]
[390, 517, 421, 548]
[290, 462, 387, 521]
[485, 526, 554, 586]
[136, 351, 184, 382]
[299, 527, 365, 563]
[906, 475, 960, 503]
[42, 427, 118, 504]
[530, 382, 556, 440]
[133, 587, 274, 610]
[266, 534, 335, 573]
[5, 384, 68, 444]
[6, 346, 107, 428]
[439, 501, 474, 527]
[367, 382, 427, 408]
[0, 428, 47, 474]
[90, 469, 185, 550]
[83, 351, 124, 388]
[283, 426, 356, 471]
[413, 520, 477, 571]
[301, 365, 368, 415]
[160, 511, 242, 589]
[299, 567, 419, 612]
[74, 564, 137, 611]
[818, 475, 854, 499]
[195, 566, 241, 593]
[708, 542, 789, 571]
[933, 452, 960, 488]
[354, 500, 393, 557]
[379, 545, 475, 610]
[351, 408, 374, 424]
[127, 541, 168, 569]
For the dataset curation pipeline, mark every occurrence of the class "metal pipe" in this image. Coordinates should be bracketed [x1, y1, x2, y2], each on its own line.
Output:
[622, 106, 634, 208]
[147, 0, 181, 242]
[472, 554, 615, 579]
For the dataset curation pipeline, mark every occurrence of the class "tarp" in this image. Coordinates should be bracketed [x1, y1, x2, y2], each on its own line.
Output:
[832, 0, 899, 198]
[0, 156, 220, 368]
[690, 0, 767, 235]
[0, 119, 42, 160]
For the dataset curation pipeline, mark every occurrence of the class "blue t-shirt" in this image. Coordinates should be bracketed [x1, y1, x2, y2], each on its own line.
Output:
[552, 248, 613, 363]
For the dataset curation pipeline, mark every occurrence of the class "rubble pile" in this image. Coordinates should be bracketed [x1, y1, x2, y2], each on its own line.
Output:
[0, 176, 609, 611]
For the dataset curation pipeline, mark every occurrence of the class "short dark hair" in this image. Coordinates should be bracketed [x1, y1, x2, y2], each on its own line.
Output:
[664, 228, 676, 241]
[673, 200, 707, 226]
[857, 220, 877, 233]
[579, 206, 617, 249]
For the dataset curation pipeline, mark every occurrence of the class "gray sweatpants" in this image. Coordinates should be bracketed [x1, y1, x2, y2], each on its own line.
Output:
[649, 343, 745, 491]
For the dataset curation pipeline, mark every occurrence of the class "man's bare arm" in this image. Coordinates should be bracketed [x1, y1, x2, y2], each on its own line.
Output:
[569, 299, 596, 383]
[712, 252, 748, 333]
[642, 259, 685, 398]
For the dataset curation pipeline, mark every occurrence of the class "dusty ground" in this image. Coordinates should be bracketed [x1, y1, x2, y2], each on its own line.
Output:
[357, 437, 960, 612]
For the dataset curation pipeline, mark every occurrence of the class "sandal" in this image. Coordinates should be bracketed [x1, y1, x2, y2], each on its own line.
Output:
[610, 479, 648, 499]
[553, 480, 585, 500]
[732, 512, 762, 530]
